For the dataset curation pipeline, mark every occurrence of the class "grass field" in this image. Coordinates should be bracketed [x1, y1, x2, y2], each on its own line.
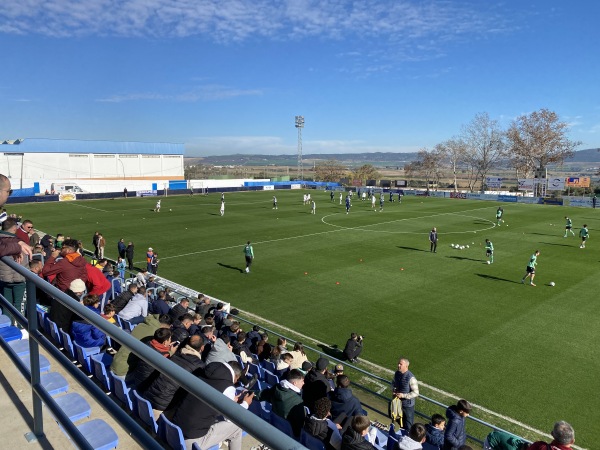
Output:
[11, 190, 598, 446]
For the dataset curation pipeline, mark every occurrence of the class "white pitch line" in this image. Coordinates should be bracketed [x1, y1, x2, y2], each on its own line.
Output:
[65, 203, 109, 212]
[237, 309, 562, 445]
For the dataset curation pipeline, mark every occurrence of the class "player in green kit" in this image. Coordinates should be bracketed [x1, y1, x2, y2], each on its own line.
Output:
[485, 239, 494, 263]
[496, 207, 503, 226]
[564, 216, 575, 237]
[579, 224, 589, 248]
[243, 241, 254, 273]
[521, 250, 540, 286]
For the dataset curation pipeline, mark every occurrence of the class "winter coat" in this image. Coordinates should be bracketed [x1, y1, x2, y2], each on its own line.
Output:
[204, 338, 236, 365]
[110, 314, 161, 376]
[341, 428, 376, 450]
[110, 290, 135, 314]
[0, 231, 28, 283]
[397, 435, 423, 450]
[71, 305, 106, 347]
[425, 424, 444, 449]
[303, 369, 332, 412]
[0, 232, 23, 258]
[130, 338, 171, 391]
[143, 345, 205, 411]
[443, 406, 466, 450]
[42, 253, 88, 291]
[85, 263, 111, 296]
[118, 293, 148, 321]
[330, 386, 366, 421]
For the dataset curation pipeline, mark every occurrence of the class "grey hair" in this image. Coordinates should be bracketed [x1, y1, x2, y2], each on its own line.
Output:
[551, 421, 574, 445]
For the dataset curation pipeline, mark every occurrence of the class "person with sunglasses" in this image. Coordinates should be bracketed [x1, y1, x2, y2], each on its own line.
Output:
[0, 174, 32, 260]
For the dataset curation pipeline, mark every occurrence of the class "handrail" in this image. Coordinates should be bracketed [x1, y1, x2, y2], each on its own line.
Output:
[1, 256, 305, 450]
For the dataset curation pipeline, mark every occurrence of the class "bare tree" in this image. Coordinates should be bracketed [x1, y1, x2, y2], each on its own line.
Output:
[314, 159, 346, 182]
[461, 112, 506, 192]
[349, 164, 381, 183]
[404, 148, 445, 192]
[506, 108, 580, 174]
[435, 137, 466, 192]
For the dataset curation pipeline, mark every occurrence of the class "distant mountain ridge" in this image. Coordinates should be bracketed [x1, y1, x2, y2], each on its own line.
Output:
[185, 148, 600, 166]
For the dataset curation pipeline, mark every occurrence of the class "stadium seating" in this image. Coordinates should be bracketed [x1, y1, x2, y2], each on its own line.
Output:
[75, 418, 119, 450]
[109, 372, 134, 412]
[41, 371, 70, 396]
[47, 319, 62, 348]
[91, 353, 113, 391]
[300, 429, 326, 450]
[59, 329, 77, 362]
[0, 314, 11, 328]
[8, 338, 31, 356]
[157, 414, 186, 450]
[260, 359, 276, 373]
[246, 362, 263, 381]
[131, 389, 158, 433]
[268, 410, 294, 437]
[20, 353, 51, 373]
[52, 392, 92, 423]
[74, 342, 102, 374]
[0, 325, 23, 342]
[263, 369, 279, 388]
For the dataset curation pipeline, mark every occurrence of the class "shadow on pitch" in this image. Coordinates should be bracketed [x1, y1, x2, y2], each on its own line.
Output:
[316, 343, 345, 361]
[476, 274, 521, 284]
[396, 246, 428, 252]
[446, 256, 482, 262]
[528, 232, 559, 237]
[217, 262, 244, 273]
[538, 241, 573, 247]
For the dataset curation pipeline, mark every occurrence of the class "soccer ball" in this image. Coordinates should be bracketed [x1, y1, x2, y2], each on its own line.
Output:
[549, 281, 555, 287]
[466, 245, 470, 248]
[486, 261, 491, 265]
[169, 208, 172, 211]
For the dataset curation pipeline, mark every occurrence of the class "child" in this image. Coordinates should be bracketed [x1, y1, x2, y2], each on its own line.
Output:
[425, 413, 445, 449]
[102, 303, 117, 324]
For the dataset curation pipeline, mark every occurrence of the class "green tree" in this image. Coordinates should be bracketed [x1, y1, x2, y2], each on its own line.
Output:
[349, 164, 380, 183]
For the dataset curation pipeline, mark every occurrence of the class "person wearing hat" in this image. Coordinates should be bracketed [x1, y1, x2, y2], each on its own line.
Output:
[303, 356, 333, 412]
[49, 278, 87, 332]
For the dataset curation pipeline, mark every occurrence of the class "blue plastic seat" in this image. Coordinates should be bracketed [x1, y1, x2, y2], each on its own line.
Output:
[0, 325, 23, 342]
[268, 410, 294, 437]
[52, 392, 92, 422]
[422, 443, 440, 450]
[248, 399, 271, 421]
[0, 314, 11, 328]
[41, 371, 69, 396]
[60, 329, 77, 362]
[157, 413, 185, 450]
[20, 353, 51, 373]
[75, 418, 119, 450]
[263, 369, 279, 388]
[131, 389, 158, 433]
[260, 359, 276, 373]
[246, 362, 263, 381]
[8, 338, 30, 356]
[110, 372, 133, 412]
[235, 354, 245, 368]
[47, 319, 63, 347]
[91, 353, 113, 391]
[301, 430, 326, 450]
[73, 342, 101, 374]
[36, 309, 47, 332]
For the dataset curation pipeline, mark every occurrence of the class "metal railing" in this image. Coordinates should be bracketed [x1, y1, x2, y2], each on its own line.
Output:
[0, 256, 304, 450]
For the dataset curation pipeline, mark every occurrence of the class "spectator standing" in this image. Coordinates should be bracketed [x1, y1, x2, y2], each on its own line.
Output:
[392, 357, 420, 431]
[98, 233, 106, 258]
[303, 357, 333, 412]
[443, 399, 471, 450]
[116, 257, 126, 279]
[429, 227, 438, 253]
[117, 238, 126, 258]
[16, 219, 34, 244]
[425, 414, 446, 449]
[0, 218, 30, 321]
[150, 252, 159, 274]
[146, 247, 154, 272]
[126, 242, 135, 270]
[527, 421, 575, 450]
[92, 231, 100, 258]
[42, 238, 88, 292]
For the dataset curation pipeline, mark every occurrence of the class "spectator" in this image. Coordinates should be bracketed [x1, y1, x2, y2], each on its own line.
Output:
[92, 231, 100, 258]
[105, 269, 122, 300]
[170, 297, 190, 321]
[195, 294, 212, 318]
[425, 414, 446, 449]
[304, 396, 343, 450]
[117, 238, 126, 259]
[527, 421, 575, 450]
[483, 430, 528, 450]
[398, 423, 427, 450]
[110, 283, 137, 314]
[393, 357, 420, 431]
[0, 218, 29, 322]
[42, 238, 88, 292]
[200, 325, 217, 352]
[213, 302, 226, 330]
[110, 314, 172, 378]
[173, 361, 253, 450]
[52, 278, 87, 332]
[277, 337, 288, 353]
[135, 269, 148, 287]
[150, 251, 159, 274]
[143, 334, 206, 420]
[40, 234, 54, 259]
[232, 331, 254, 364]
[130, 328, 175, 391]
[95, 258, 108, 271]
[125, 241, 135, 270]
[330, 375, 367, 421]
[146, 275, 158, 291]
[116, 257, 126, 279]
[259, 368, 306, 436]
[341, 415, 377, 450]
[171, 313, 193, 345]
[444, 399, 472, 450]
[204, 335, 236, 365]
[303, 357, 333, 412]
[187, 313, 203, 335]
[71, 294, 106, 348]
[255, 333, 272, 360]
[16, 219, 34, 244]
[118, 286, 148, 324]
[150, 290, 171, 316]
[246, 325, 262, 349]
[289, 342, 308, 370]
[101, 303, 117, 324]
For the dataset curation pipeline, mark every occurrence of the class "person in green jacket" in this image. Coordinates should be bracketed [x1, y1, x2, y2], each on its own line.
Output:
[243, 241, 254, 274]
[483, 430, 528, 450]
[579, 224, 589, 248]
[485, 239, 494, 264]
[110, 314, 172, 377]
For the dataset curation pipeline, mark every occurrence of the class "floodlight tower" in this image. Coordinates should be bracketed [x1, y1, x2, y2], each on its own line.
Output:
[295, 115, 304, 181]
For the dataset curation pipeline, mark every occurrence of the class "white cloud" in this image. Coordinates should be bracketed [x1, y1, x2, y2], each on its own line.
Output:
[96, 84, 262, 103]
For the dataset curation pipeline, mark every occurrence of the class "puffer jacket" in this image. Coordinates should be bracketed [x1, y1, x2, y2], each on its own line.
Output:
[71, 305, 106, 347]
[443, 406, 466, 450]
[0, 232, 28, 283]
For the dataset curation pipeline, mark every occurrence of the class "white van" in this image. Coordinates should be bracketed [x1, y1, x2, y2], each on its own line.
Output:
[51, 183, 86, 193]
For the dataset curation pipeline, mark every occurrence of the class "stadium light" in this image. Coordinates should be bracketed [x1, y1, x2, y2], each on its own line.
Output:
[295, 116, 304, 182]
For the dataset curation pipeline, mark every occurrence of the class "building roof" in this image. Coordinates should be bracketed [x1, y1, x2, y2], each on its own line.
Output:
[0, 138, 184, 155]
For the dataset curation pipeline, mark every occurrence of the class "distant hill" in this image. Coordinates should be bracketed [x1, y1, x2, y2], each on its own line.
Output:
[185, 148, 600, 166]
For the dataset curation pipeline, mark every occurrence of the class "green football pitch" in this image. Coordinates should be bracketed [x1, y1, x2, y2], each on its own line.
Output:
[11, 190, 598, 446]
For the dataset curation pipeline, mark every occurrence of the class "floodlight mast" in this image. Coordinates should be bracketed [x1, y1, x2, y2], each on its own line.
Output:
[295, 115, 304, 182]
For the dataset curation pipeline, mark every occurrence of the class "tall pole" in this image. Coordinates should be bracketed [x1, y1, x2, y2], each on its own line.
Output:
[295, 115, 304, 181]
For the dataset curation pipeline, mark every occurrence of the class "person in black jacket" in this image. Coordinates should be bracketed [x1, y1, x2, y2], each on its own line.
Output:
[143, 335, 205, 420]
[110, 283, 138, 314]
[170, 298, 190, 321]
[303, 357, 333, 412]
[443, 399, 471, 450]
[343, 333, 363, 363]
[304, 397, 343, 450]
[130, 328, 175, 391]
[330, 375, 367, 421]
[125, 242, 135, 270]
[341, 415, 377, 450]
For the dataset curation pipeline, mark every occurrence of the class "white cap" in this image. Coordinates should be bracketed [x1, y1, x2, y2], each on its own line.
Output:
[148, 247, 153, 250]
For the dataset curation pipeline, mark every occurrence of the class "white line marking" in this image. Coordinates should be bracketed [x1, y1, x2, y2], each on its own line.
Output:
[65, 203, 109, 212]
[238, 309, 562, 445]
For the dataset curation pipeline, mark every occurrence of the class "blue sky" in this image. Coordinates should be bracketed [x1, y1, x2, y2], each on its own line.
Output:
[1, 1, 599, 156]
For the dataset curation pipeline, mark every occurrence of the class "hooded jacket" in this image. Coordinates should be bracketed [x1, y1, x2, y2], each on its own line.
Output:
[303, 369, 331, 412]
[204, 338, 235, 365]
[443, 406, 466, 450]
[110, 314, 162, 376]
[330, 386, 366, 421]
[341, 428, 376, 450]
[71, 305, 106, 348]
[0, 231, 28, 283]
[397, 435, 423, 450]
[42, 253, 88, 291]
[425, 424, 444, 449]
